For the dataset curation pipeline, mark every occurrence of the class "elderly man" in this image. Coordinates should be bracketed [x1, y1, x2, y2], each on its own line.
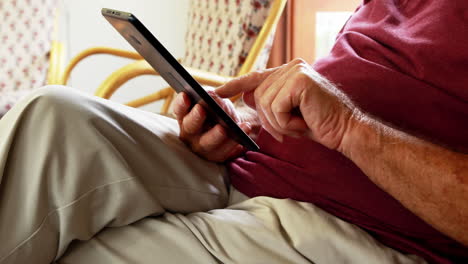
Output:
[0, 0, 467, 263]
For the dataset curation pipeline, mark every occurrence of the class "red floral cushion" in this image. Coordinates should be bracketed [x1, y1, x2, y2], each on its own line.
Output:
[0, 0, 58, 117]
[182, 0, 276, 77]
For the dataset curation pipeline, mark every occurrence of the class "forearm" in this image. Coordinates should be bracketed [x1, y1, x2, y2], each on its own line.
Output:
[340, 111, 468, 245]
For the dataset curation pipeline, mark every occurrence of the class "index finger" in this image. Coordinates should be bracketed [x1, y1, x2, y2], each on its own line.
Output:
[215, 67, 278, 98]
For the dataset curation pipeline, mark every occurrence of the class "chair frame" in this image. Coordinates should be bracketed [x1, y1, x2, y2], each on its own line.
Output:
[57, 0, 287, 114]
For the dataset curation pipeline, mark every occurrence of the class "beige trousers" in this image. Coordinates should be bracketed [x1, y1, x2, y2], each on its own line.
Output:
[0, 86, 425, 264]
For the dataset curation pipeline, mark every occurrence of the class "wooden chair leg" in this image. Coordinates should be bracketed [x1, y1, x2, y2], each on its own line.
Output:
[125, 87, 174, 108]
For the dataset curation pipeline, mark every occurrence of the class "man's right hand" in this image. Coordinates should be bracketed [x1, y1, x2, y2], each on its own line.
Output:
[173, 92, 252, 162]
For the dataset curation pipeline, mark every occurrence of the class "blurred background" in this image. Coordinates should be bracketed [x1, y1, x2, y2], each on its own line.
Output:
[66, 0, 189, 111]
[0, 0, 361, 114]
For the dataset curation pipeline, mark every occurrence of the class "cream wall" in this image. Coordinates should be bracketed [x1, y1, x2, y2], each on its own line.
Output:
[65, 0, 189, 111]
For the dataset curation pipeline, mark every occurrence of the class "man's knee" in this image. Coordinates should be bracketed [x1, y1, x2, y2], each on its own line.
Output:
[29, 85, 76, 106]
[23, 85, 89, 118]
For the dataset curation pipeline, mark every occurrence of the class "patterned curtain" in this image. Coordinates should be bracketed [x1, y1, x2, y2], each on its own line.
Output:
[182, 0, 275, 77]
[0, 0, 60, 117]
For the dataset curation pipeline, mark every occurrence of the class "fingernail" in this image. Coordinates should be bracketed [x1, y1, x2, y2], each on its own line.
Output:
[194, 104, 204, 116]
[243, 123, 252, 134]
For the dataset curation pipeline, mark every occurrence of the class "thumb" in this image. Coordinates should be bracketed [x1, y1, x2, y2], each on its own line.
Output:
[215, 67, 278, 98]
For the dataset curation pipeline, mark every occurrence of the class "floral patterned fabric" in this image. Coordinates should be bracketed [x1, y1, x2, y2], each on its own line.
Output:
[0, 0, 58, 117]
[182, 0, 276, 77]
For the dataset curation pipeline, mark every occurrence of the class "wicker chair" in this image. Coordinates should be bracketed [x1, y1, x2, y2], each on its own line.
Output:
[59, 0, 287, 115]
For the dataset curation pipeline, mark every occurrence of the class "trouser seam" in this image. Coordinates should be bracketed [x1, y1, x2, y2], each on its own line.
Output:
[1, 176, 223, 263]
[0, 177, 136, 263]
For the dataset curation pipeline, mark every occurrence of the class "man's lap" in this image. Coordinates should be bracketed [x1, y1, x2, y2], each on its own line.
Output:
[0, 86, 426, 263]
[58, 190, 426, 264]
[0, 86, 228, 263]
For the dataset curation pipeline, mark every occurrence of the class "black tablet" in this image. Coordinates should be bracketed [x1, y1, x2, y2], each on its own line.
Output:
[102, 8, 259, 151]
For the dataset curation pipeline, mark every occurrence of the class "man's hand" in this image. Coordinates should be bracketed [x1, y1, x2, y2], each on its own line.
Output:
[216, 58, 354, 150]
[174, 91, 252, 162]
[218, 61, 468, 247]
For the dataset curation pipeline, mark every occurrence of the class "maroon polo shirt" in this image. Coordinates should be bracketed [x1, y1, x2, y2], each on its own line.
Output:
[228, 0, 468, 263]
